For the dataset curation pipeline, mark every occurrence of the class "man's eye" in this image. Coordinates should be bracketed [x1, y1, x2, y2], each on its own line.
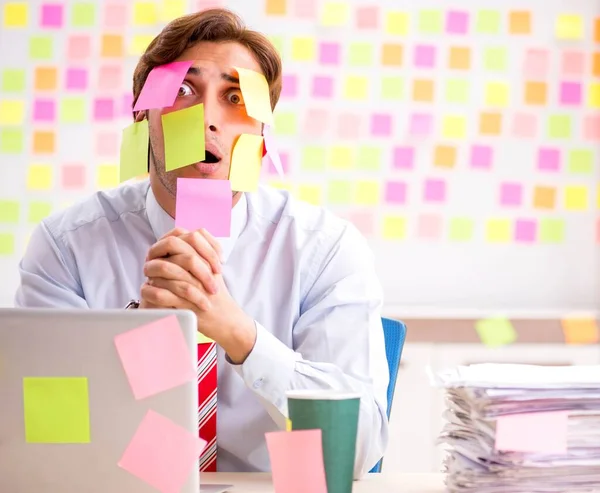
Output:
[227, 91, 244, 105]
[177, 83, 193, 97]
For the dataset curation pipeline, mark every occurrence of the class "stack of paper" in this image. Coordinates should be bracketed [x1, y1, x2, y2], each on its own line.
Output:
[431, 364, 600, 493]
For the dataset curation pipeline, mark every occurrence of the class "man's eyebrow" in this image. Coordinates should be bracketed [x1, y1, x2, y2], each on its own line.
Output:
[221, 73, 239, 84]
[186, 66, 201, 76]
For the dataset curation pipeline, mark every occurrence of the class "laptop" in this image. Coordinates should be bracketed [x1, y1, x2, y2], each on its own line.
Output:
[0, 308, 232, 493]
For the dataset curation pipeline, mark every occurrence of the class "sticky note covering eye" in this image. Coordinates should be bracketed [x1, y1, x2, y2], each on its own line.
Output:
[162, 103, 205, 171]
[119, 120, 149, 182]
[475, 318, 517, 346]
[114, 315, 196, 400]
[23, 377, 91, 443]
[133, 60, 193, 111]
[234, 66, 274, 125]
[229, 134, 264, 192]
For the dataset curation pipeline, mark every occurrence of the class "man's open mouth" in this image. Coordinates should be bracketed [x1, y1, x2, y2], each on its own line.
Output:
[201, 151, 220, 164]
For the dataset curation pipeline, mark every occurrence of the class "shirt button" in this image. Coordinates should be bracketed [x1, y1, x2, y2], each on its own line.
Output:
[252, 378, 264, 389]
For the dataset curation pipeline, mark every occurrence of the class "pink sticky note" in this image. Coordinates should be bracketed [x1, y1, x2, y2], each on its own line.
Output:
[424, 179, 446, 202]
[356, 6, 379, 29]
[524, 49, 549, 79]
[312, 76, 334, 98]
[262, 124, 285, 178]
[337, 113, 362, 140]
[134, 60, 194, 112]
[584, 115, 600, 141]
[118, 410, 205, 493]
[446, 10, 469, 34]
[560, 82, 582, 105]
[344, 211, 374, 237]
[122, 93, 134, 117]
[495, 411, 569, 453]
[114, 315, 196, 400]
[197, 0, 224, 10]
[418, 214, 442, 239]
[385, 181, 407, 203]
[561, 50, 585, 77]
[96, 131, 119, 157]
[409, 113, 433, 136]
[470, 145, 493, 169]
[33, 99, 56, 122]
[98, 65, 123, 92]
[67, 35, 91, 60]
[414, 44, 436, 68]
[265, 430, 328, 493]
[94, 98, 115, 121]
[371, 113, 392, 136]
[500, 182, 522, 206]
[61, 164, 86, 190]
[41, 3, 63, 28]
[281, 74, 298, 98]
[175, 178, 232, 237]
[512, 112, 537, 138]
[103, 3, 127, 29]
[319, 42, 340, 65]
[393, 147, 414, 169]
[295, 0, 317, 18]
[66, 68, 88, 90]
[265, 151, 288, 176]
[303, 108, 329, 137]
[515, 219, 537, 243]
[537, 148, 560, 171]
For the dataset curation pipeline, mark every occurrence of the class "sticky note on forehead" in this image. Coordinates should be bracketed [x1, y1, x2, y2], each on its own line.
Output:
[133, 60, 193, 111]
[234, 66, 274, 125]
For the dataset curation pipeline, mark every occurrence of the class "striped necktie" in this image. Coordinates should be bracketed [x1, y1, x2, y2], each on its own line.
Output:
[197, 341, 217, 472]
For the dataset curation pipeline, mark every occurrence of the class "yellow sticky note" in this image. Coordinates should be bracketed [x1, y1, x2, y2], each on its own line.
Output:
[197, 332, 214, 344]
[0, 200, 19, 223]
[28, 201, 52, 223]
[162, 104, 205, 172]
[229, 134, 264, 193]
[97, 164, 119, 189]
[382, 216, 406, 240]
[344, 76, 368, 100]
[442, 115, 467, 139]
[588, 83, 600, 109]
[3, 2, 28, 27]
[291, 37, 315, 61]
[234, 67, 273, 126]
[119, 120, 149, 182]
[562, 318, 599, 344]
[556, 14, 583, 39]
[129, 35, 154, 56]
[23, 377, 90, 443]
[356, 181, 380, 205]
[298, 184, 322, 205]
[27, 164, 53, 190]
[329, 146, 353, 169]
[0, 233, 15, 255]
[160, 0, 185, 22]
[320, 2, 349, 26]
[565, 185, 588, 211]
[133, 1, 157, 25]
[285, 418, 292, 431]
[475, 318, 517, 347]
[485, 82, 509, 107]
[0, 100, 24, 125]
[386, 11, 409, 35]
[486, 219, 511, 243]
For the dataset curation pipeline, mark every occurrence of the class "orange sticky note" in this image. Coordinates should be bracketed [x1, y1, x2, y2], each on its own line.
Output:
[228, 133, 264, 192]
[101, 34, 124, 57]
[509, 11, 531, 35]
[434, 145, 456, 168]
[479, 112, 502, 135]
[448, 46, 470, 70]
[495, 412, 568, 453]
[525, 81, 547, 105]
[595, 18, 600, 43]
[33, 131, 55, 154]
[234, 66, 274, 125]
[34, 67, 57, 91]
[381, 43, 403, 66]
[562, 318, 599, 344]
[533, 186, 556, 210]
[412, 79, 434, 102]
[266, 0, 286, 15]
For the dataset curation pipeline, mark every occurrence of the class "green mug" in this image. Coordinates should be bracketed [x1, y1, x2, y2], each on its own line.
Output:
[286, 390, 360, 493]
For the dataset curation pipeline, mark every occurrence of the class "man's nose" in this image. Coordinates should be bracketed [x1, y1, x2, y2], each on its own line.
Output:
[203, 98, 219, 134]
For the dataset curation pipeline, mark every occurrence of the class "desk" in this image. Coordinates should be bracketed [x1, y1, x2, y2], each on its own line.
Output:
[202, 473, 445, 492]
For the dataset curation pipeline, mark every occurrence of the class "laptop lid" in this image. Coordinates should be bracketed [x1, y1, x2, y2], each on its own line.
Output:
[0, 307, 202, 493]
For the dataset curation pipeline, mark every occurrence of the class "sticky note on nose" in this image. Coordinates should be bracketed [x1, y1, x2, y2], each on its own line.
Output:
[162, 103, 205, 171]
[229, 134, 264, 192]
[234, 66, 274, 125]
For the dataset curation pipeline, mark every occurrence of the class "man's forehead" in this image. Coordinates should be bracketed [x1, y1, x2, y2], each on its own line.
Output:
[176, 41, 263, 74]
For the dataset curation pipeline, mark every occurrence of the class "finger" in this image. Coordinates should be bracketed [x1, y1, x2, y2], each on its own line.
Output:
[140, 282, 197, 310]
[199, 228, 224, 261]
[144, 255, 218, 295]
[147, 235, 196, 261]
[160, 227, 189, 239]
[148, 278, 211, 311]
[181, 231, 222, 275]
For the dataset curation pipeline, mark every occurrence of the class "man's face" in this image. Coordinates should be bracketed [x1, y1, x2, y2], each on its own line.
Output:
[146, 41, 264, 198]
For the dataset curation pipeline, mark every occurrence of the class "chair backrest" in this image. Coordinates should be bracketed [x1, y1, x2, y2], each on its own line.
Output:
[370, 317, 407, 473]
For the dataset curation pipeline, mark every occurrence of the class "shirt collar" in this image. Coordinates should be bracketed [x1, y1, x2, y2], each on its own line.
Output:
[145, 182, 248, 263]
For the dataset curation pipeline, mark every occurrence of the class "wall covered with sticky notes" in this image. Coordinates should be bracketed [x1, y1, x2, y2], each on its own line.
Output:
[0, 0, 599, 314]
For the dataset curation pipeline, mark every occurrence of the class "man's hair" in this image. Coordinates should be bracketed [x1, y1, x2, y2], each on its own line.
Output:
[132, 8, 283, 116]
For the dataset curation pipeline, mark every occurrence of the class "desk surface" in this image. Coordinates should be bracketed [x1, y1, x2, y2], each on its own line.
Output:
[202, 473, 445, 492]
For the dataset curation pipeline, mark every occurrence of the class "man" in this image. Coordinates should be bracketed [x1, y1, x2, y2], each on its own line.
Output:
[14, 8, 389, 477]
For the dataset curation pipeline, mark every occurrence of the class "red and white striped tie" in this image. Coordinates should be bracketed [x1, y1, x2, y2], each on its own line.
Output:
[198, 341, 217, 472]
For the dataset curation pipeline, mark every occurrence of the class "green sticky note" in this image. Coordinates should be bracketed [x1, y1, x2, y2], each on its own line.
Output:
[449, 217, 474, 241]
[161, 103, 205, 172]
[60, 98, 86, 123]
[29, 35, 53, 59]
[568, 149, 593, 174]
[274, 111, 297, 136]
[268, 35, 284, 57]
[349, 42, 373, 66]
[357, 146, 382, 170]
[1, 69, 26, 92]
[0, 129, 23, 154]
[476, 10, 501, 34]
[540, 218, 565, 243]
[419, 10, 443, 34]
[197, 332, 214, 343]
[0, 200, 20, 223]
[328, 180, 352, 205]
[71, 2, 96, 27]
[119, 120, 149, 182]
[0, 233, 15, 255]
[484, 47, 507, 71]
[381, 76, 404, 100]
[23, 377, 91, 443]
[301, 146, 326, 171]
[445, 79, 469, 103]
[548, 115, 572, 139]
[475, 318, 517, 347]
[28, 202, 52, 223]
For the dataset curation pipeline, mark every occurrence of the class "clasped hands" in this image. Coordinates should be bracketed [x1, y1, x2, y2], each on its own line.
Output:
[140, 227, 256, 364]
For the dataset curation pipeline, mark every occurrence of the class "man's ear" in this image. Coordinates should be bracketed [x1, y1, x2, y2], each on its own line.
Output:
[134, 110, 147, 123]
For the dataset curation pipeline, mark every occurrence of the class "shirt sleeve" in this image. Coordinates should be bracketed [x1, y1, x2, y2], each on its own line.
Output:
[230, 222, 389, 478]
[14, 221, 88, 308]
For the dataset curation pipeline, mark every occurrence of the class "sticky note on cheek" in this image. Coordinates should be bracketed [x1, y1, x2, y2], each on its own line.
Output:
[119, 119, 149, 182]
[234, 66, 274, 125]
[229, 134, 264, 192]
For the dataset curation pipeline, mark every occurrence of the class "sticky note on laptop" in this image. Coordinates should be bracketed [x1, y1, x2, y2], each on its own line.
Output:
[133, 60, 193, 111]
[114, 315, 196, 400]
[234, 66, 274, 125]
[495, 411, 569, 453]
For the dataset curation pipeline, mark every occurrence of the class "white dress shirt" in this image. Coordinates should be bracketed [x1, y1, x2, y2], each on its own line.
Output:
[14, 179, 389, 477]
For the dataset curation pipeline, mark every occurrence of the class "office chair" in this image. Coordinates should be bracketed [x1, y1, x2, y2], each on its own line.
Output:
[369, 317, 407, 473]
